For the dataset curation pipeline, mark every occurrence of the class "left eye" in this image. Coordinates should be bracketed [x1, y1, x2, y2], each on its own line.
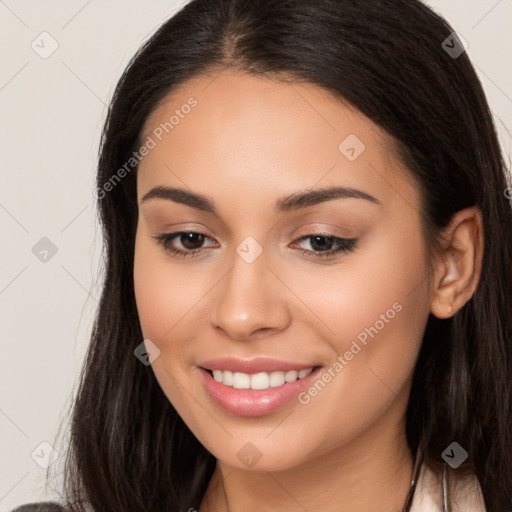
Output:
[294, 234, 343, 252]
[291, 234, 358, 258]
[153, 231, 358, 259]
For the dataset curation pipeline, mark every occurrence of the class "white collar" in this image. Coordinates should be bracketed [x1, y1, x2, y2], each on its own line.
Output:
[410, 459, 486, 511]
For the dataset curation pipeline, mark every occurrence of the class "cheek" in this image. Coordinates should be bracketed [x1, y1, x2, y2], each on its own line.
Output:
[133, 230, 206, 341]
[280, 235, 429, 461]
[133, 232, 206, 413]
[293, 221, 430, 401]
[309, 215, 429, 340]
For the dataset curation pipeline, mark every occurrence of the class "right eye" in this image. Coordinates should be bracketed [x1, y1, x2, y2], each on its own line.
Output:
[153, 231, 218, 258]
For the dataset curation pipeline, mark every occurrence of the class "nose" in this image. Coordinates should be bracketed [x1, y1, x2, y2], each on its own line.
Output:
[208, 249, 292, 341]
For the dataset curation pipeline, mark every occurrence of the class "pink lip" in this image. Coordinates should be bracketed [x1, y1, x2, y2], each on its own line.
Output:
[198, 364, 322, 417]
[198, 356, 318, 374]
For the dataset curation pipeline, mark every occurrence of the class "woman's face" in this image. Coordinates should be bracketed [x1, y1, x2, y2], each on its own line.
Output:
[133, 69, 432, 471]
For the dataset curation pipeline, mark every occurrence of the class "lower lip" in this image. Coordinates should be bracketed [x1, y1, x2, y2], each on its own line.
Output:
[199, 367, 322, 417]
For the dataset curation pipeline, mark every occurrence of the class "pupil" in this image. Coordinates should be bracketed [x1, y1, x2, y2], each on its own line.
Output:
[182, 233, 204, 249]
[310, 235, 333, 251]
[178, 234, 336, 251]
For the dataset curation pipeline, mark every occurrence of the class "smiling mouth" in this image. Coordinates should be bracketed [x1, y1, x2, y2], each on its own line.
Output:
[203, 366, 322, 390]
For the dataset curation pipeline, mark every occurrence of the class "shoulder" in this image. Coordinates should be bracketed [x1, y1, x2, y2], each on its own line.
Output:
[411, 462, 486, 511]
[10, 502, 67, 512]
[450, 470, 487, 512]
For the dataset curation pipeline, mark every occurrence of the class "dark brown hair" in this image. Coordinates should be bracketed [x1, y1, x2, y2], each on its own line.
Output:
[48, 0, 512, 510]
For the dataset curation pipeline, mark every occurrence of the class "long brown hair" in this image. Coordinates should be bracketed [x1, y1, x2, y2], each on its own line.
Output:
[51, 1, 512, 510]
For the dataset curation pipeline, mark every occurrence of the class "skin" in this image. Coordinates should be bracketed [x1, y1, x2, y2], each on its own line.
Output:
[133, 69, 483, 511]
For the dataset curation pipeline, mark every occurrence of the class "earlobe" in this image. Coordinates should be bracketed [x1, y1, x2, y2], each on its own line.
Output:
[429, 206, 484, 319]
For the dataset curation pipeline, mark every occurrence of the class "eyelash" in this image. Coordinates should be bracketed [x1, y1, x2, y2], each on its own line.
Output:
[153, 231, 358, 260]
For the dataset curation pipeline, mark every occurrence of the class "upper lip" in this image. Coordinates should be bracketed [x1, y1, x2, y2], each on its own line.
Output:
[199, 357, 320, 374]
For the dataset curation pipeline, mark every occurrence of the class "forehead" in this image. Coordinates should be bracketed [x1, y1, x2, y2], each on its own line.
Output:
[142, 69, 382, 147]
[137, 69, 417, 210]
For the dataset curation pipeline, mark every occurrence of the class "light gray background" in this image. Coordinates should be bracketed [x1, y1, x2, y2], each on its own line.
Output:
[0, 0, 511, 509]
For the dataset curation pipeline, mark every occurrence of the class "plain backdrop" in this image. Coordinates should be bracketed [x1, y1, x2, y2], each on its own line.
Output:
[0, 0, 511, 509]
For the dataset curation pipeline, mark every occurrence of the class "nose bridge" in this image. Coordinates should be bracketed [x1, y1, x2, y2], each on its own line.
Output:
[209, 238, 289, 339]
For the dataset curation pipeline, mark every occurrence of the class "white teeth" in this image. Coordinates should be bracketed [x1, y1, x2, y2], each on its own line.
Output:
[250, 372, 269, 390]
[269, 371, 285, 387]
[210, 367, 315, 389]
[298, 368, 313, 379]
[285, 370, 298, 382]
[233, 372, 251, 389]
[223, 370, 234, 386]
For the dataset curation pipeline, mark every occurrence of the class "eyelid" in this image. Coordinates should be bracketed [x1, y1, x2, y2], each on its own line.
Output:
[153, 228, 358, 261]
[291, 222, 359, 239]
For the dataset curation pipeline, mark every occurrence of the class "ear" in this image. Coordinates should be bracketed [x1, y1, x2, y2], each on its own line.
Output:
[430, 206, 484, 319]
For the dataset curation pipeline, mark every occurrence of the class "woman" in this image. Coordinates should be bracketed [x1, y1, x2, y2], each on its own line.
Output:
[13, 0, 512, 510]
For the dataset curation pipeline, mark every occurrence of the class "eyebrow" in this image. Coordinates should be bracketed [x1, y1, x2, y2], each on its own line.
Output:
[140, 185, 381, 213]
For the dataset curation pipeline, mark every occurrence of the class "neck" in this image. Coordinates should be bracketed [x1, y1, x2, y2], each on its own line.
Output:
[199, 406, 414, 512]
